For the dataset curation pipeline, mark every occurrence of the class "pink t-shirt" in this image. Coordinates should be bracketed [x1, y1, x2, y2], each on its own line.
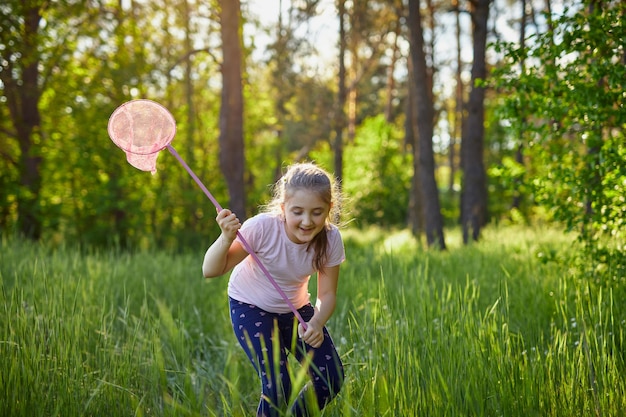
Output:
[227, 213, 345, 313]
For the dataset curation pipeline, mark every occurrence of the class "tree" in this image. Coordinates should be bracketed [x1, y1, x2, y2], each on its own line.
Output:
[0, 1, 45, 239]
[510, 0, 528, 211]
[343, 115, 411, 227]
[492, 0, 626, 277]
[334, 0, 347, 184]
[219, 0, 246, 218]
[449, 0, 465, 195]
[460, 0, 491, 243]
[407, 0, 446, 249]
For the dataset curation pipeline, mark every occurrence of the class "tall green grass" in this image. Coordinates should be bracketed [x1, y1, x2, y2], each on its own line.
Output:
[1, 226, 624, 416]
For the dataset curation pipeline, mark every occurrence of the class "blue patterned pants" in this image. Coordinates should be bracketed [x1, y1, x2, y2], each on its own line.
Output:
[229, 297, 344, 416]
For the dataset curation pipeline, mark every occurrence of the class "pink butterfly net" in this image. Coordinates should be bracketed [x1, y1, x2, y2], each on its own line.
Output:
[107, 99, 306, 327]
[107, 99, 176, 173]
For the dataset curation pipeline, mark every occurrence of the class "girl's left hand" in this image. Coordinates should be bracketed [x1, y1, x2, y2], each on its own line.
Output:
[298, 321, 324, 348]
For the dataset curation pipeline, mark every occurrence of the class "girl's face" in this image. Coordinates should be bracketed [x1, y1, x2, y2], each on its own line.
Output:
[281, 189, 330, 244]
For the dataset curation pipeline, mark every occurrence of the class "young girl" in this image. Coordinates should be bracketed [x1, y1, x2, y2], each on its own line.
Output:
[202, 162, 345, 416]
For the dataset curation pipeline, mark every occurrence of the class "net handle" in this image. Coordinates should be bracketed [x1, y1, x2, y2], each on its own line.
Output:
[166, 145, 307, 329]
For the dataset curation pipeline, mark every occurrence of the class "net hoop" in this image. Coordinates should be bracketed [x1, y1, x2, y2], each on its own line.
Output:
[107, 99, 176, 156]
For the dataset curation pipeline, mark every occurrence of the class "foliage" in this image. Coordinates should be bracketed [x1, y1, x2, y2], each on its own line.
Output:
[2, 0, 626, 257]
[0, 0, 228, 249]
[482, 94, 530, 224]
[0, 0, 349, 249]
[490, 0, 626, 279]
[340, 115, 411, 227]
[2, 225, 625, 416]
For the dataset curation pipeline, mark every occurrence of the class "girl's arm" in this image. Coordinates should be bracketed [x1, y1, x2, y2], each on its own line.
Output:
[299, 264, 340, 348]
[202, 209, 249, 278]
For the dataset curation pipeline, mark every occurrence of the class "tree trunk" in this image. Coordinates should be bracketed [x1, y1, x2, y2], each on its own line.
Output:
[219, 0, 246, 218]
[450, 1, 463, 195]
[334, 0, 347, 185]
[408, 0, 446, 249]
[2, 3, 44, 239]
[512, 0, 527, 211]
[384, 21, 399, 123]
[583, 0, 605, 232]
[460, 0, 490, 243]
[272, 0, 287, 183]
[405, 60, 423, 236]
[183, 0, 196, 167]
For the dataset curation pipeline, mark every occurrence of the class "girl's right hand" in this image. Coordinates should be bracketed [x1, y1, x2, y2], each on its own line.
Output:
[203, 209, 246, 278]
[216, 209, 241, 241]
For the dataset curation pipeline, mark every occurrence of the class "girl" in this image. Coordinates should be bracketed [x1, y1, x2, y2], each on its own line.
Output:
[202, 162, 345, 417]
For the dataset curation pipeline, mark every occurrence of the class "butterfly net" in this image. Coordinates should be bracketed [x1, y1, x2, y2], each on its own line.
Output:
[106, 99, 307, 327]
[107, 99, 177, 173]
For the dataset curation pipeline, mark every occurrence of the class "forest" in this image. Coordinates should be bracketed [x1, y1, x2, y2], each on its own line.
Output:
[1, 0, 624, 267]
[2, 1, 626, 416]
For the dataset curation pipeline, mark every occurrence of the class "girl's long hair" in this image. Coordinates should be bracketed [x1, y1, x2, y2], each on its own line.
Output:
[262, 162, 342, 272]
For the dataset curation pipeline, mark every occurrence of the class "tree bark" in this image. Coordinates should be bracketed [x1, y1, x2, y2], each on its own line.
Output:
[405, 65, 424, 236]
[1, 3, 44, 239]
[408, 0, 446, 249]
[460, 0, 490, 243]
[451, 1, 463, 195]
[384, 20, 399, 123]
[334, 0, 347, 185]
[219, 0, 246, 218]
[512, 0, 528, 211]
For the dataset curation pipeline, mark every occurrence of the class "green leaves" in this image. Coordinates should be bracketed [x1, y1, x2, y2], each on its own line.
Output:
[490, 0, 626, 280]
[341, 115, 410, 227]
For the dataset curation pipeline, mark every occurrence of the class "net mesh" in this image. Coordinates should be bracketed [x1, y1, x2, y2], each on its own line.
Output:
[107, 99, 176, 173]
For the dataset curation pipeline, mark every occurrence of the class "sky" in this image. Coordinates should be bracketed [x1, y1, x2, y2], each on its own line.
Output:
[243, 0, 483, 84]
[241, 0, 560, 100]
[244, 0, 339, 67]
[242, 0, 563, 149]
[243, 0, 563, 66]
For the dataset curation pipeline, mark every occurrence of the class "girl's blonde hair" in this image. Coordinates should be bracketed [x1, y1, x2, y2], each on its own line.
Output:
[263, 162, 341, 272]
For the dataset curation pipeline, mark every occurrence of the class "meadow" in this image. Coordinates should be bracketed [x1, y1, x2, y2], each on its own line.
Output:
[1, 225, 624, 416]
